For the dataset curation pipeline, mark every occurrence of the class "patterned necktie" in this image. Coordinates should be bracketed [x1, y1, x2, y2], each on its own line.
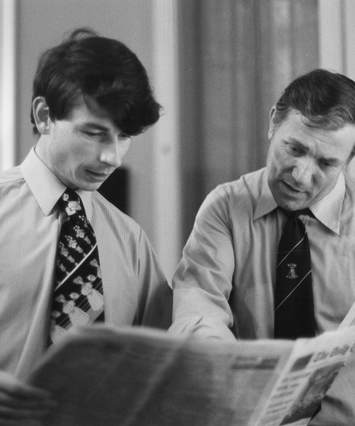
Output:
[274, 209, 315, 339]
[50, 188, 104, 343]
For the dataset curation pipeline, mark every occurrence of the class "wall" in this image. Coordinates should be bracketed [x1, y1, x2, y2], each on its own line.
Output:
[318, 0, 355, 78]
[318, 0, 355, 176]
[0, 0, 16, 170]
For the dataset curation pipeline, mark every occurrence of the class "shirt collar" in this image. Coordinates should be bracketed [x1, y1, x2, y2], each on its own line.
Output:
[310, 173, 345, 235]
[20, 147, 93, 219]
[254, 170, 278, 220]
[254, 168, 345, 235]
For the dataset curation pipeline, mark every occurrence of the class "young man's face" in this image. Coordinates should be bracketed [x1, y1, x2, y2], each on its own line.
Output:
[39, 98, 131, 191]
[267, 109, 355, 211]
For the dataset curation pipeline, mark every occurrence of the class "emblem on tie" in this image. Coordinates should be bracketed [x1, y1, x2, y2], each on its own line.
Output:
[286, 263, 298, 279]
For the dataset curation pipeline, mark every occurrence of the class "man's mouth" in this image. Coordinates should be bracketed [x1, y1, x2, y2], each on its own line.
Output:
[281, 180, 305, 193]
[86, 169, 112, 180]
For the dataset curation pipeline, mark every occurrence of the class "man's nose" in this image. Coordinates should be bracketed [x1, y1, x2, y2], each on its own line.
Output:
[100, 141, 123, 168]
[291, 158, 315, 187]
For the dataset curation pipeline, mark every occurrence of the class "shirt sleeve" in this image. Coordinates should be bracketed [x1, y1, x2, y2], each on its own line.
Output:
[170, 185, 236, 341]
[133, 229, 172, 329]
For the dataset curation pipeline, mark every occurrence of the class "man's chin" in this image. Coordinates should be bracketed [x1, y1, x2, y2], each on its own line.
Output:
[279, 200, 310, 211]
[275, 193, 310, 211]
[76, 181, 103, 192]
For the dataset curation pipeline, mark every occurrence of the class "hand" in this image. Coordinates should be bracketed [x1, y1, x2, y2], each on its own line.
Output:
[0, 371, 56, 425]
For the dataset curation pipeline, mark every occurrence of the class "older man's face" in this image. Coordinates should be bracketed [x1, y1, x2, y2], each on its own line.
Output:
[266, 109, 355, 211]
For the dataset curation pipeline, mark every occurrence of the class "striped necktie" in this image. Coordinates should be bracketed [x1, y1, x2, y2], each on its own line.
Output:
[274, 209, 316, 339]
[50, 188, 105, 343]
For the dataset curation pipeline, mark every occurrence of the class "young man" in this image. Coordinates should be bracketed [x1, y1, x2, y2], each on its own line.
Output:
[171, 69, 355, 425]
[0, 28, 171, 424]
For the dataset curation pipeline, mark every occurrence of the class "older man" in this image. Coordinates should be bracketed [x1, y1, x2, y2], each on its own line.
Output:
[171, 69, 355, 425]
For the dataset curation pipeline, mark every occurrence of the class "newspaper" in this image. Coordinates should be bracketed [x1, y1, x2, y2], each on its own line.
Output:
[28, 325, 355, 426]
[250, 328, 355, 426]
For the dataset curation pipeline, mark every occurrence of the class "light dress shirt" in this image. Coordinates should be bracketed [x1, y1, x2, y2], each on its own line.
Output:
[0, 148, 172, 380]
[170, 167, 355, 426]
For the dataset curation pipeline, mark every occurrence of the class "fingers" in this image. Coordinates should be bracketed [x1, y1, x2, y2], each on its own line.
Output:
[0, 404, 49, 420]
[0, 372, 56, 421]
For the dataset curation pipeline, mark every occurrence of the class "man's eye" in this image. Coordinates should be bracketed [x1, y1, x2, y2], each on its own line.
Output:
[288, 145, 303, 156]
[83, 130, 104, 137]
[319, 159, 334, 168]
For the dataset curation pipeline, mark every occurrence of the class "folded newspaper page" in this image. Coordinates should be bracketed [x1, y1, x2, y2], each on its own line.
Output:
[250, 326, 355, 426]
[28, 325, 355, 426]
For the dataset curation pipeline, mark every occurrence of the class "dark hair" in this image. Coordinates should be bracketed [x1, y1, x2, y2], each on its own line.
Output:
[273, 69, 355, 130]
[31, 28, 161, 136]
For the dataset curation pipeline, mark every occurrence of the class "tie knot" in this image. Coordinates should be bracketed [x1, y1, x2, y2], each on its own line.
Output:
[58, 188, 83, 217]
[282, 208, 313, 219]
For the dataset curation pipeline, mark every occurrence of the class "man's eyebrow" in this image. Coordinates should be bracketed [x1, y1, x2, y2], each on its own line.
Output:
[287, 137, 305, 145]
[79, 122, 109, 131]
[284, 137, 308, 150]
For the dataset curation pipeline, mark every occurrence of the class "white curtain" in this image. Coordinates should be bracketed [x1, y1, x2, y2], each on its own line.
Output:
[178, 0, 319, 239]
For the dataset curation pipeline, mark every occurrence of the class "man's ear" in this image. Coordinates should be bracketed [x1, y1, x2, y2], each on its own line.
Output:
[32, 97, 51, 135]
[267, 106, 277, 140]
